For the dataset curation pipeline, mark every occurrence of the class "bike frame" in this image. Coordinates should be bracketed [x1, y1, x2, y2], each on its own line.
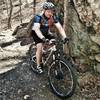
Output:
[31, 38, 64, 67]
[43, 44, 57, 66]
[42, 38, 64, 67]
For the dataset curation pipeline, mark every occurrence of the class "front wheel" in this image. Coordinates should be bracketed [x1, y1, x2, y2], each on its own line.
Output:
[48, 58, 76, 98]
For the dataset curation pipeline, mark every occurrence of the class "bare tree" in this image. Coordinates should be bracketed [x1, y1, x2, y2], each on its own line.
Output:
[5, 0, 9, 15]
[8, 0, 13, 29]
[33, 0, 36, 15]
[19, 0, 22, 23]
[0, 0, 4, 14]
[63, 0, 68, 30]
[63, 0, 69, 54]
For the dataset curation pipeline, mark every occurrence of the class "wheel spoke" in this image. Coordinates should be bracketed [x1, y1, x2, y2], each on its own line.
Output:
[49, 59, 75, 97]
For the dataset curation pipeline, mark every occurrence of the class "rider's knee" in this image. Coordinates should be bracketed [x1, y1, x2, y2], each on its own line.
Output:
[36, 43, 43, 52]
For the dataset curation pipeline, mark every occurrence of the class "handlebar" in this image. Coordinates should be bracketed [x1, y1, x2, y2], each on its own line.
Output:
[42, 37, 71, 45]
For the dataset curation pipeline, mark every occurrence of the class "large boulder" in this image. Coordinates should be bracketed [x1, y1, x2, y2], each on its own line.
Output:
[73, 0, 100, 34]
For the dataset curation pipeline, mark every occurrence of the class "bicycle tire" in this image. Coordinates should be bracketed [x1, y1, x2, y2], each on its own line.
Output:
[29, 44, 38, 73]
[29, 44, 47, 73]
[48, 58, 76, 98]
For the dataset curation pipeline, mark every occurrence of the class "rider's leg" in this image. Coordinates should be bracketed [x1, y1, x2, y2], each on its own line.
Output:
[36, 43, 43, 66]
[36, 43, 43, 73]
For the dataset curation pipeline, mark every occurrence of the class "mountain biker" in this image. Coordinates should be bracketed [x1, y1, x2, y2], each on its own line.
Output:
[32, 2, 68, 74]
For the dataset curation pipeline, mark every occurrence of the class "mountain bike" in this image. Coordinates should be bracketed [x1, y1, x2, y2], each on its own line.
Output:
[29, 37, 76, 98]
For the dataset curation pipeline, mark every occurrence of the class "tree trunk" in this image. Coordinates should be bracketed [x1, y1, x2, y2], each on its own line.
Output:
[63, 0, 68, 30]
[33, 0, 36, 15]
[63, 0, 69, 54]
[8, 0, 13, 29]
[63, 0, 70, 54]
[5, 0, 9, 15]
[1, 1, 3, 14]
[19, 0, 22, 23]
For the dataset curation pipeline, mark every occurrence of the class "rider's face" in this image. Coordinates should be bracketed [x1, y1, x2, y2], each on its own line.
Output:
[44, 9, 54, 18]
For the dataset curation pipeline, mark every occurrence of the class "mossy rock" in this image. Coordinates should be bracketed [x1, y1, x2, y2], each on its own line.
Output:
[95, 54, 100, 62]
[90, 35, 100, 46]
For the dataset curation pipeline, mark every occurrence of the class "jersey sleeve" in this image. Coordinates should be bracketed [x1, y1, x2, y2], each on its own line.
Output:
[33, 15, 41, 23]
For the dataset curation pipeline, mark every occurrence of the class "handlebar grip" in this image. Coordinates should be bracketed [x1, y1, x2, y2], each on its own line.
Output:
[62, 37, 70, 44]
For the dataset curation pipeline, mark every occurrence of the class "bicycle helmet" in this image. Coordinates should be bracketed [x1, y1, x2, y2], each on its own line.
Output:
[43, 2, 55, 10]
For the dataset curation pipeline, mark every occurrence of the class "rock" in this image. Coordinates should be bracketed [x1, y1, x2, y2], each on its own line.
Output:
[78, 64, 90, 73]
[0, 42, 30, 60]
[90, 45, 100, 52]
[24, 95, 30, 100]
[73, 0, 100, 34]
[18, 89, 22, 94]
[0, 59, 21, 74]
[0, 47, 3, 52]
[0, 29, 31, 74]
[78, 72, 96, 86]
[94, 63, 100, 73]
[95, 54, 100, 62]
[90, 35, 100, 46]
[89, 55, 95, 60]
[78, 72, 97, 92]
[0, 32, 15, 45]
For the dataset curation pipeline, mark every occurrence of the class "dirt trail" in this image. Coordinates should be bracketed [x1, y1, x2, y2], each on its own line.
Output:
[0, 58, 62, 100]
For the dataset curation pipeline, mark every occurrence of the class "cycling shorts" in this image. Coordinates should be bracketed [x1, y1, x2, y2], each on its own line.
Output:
[31, 30, 55, 44]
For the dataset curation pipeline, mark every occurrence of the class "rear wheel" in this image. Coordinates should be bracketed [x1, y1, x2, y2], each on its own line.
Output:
[29, 44, 46, 73]
[29, 44, 38, 73]
[48, 58, 76, 98]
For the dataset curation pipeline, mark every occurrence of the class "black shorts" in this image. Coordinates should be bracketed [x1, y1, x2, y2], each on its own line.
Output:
[31, 30, 55, 44]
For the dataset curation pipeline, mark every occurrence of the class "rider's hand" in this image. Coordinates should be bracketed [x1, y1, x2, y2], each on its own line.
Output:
[42, 37, 49, 43]
[49, 39, 56, 44]
[62, 37, 70, 44]
[42, 37, 46, 42]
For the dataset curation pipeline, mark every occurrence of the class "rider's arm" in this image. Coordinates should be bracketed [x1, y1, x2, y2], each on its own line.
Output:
[54, 22, 67, 39]
[32, 23, 45, 39]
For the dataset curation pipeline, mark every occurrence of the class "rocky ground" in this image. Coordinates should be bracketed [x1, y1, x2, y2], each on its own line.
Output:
[0, 29, 62, 100]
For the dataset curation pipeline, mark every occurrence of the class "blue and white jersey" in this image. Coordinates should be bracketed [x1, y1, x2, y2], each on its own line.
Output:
[32, 14, 59, 35]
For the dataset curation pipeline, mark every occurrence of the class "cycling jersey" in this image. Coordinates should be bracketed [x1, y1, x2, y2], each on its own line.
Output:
[32, 14, 58, 35]
[31, 14, 59, 44]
